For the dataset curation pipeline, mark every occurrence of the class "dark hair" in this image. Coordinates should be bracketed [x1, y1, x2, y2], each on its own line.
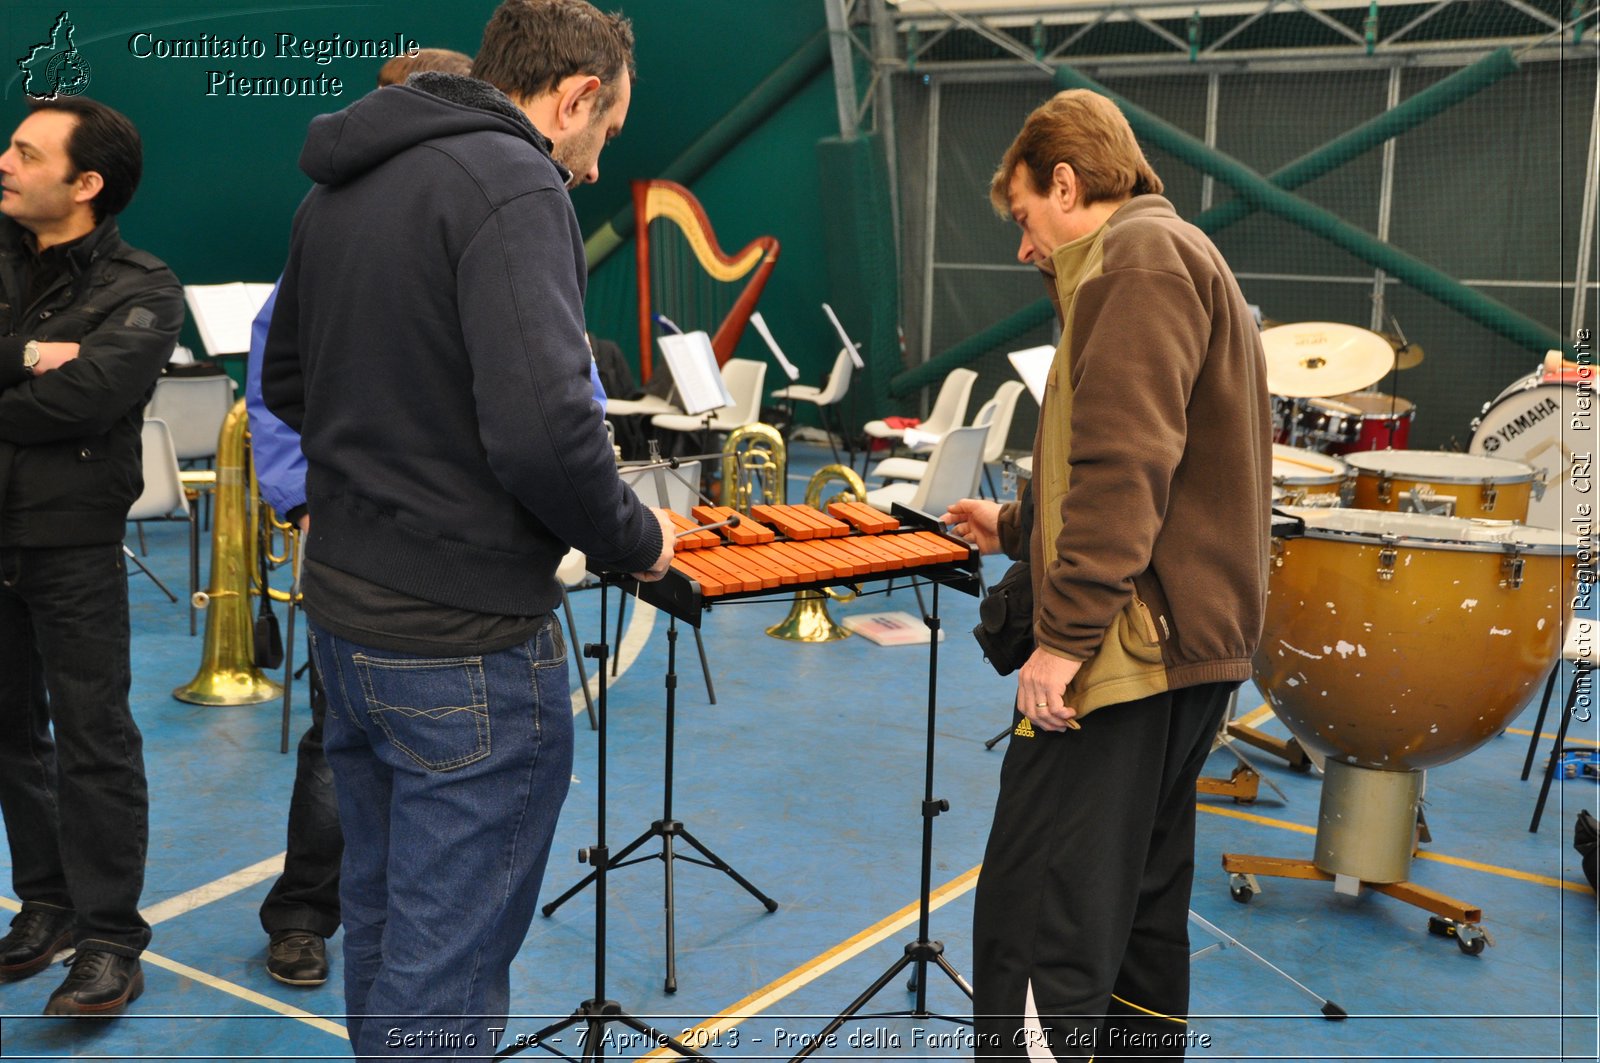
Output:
[26, 96, 142, 220]
[377, 47, 473, 87]
[472, 0, 635, 115]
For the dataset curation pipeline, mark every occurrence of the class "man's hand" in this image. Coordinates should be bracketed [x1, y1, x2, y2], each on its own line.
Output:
[32, 342, 80, 374]
[297, 514, 310, 535]
[630, 507, 676, 583]
[941, 497, 1002, 555]
[1016, 647, 1083, 731]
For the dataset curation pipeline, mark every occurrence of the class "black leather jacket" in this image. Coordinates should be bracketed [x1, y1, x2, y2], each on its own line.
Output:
[0, 216, 184, 547]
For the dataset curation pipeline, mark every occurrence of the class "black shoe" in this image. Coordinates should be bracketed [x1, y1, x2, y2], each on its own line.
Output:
[43, 950, 144, 1017]
[266, 930, 328, 986]
[0, 907, 74, 982]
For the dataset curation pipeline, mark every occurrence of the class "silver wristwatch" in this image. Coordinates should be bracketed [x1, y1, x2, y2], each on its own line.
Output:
[22, 340, 40, 375]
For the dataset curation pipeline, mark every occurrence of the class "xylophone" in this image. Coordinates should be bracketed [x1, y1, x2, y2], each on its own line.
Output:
[618, 502, 982, 625]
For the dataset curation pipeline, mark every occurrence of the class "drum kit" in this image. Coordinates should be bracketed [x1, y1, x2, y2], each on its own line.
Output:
[1228, 322, 1590, 955]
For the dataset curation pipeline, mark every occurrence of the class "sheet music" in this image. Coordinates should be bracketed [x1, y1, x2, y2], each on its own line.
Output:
[821, 302, 866, 370]
[1007, 344, 1055, 406]
[183, 282, 275, 356]
[657, 331, 734, 416]
[749, 312, 800, 382]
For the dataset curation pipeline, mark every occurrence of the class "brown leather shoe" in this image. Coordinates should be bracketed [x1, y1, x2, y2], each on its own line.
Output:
[0, 907, 74, 982]
[266, 931, 329, 987]
[43, 949, 144, 1017]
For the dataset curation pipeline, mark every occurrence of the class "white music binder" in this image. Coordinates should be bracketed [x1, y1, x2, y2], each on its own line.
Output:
[183, 282, 275, 356]
[656, 331, 733, 417]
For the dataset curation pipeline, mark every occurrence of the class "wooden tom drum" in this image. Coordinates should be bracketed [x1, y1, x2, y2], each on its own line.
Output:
[1271, 444, 1348, 505]
[1255, 508, 1574, 773]
[1344, 449, 1535, 522]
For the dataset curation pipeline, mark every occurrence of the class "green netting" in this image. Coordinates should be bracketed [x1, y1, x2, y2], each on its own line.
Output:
[817, 133, 902, 419]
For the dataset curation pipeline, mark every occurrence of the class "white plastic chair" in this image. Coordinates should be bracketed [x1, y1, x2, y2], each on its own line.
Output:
[870, 380, 1025, 498]
[862, 367, 976, 475]
[126, 418, 198, 631]
[147, 375, 236, 532]
[771, 346, 854, 465]
[649, 359, 767, 438]
[864, 424, 990, 517]
[560, 461, 716, 712]
[147, 375, 236, 463]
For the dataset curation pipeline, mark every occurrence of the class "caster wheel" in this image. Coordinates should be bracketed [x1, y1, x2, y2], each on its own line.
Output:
[1458, 934, 1487, 956]
[1228, 873, 1255, 904]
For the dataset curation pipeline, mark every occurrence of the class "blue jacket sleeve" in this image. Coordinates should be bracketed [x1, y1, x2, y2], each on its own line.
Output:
[245, 282, 309, 517]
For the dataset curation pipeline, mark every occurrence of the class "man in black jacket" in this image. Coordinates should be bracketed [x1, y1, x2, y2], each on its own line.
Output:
[262, 1, 671, 1054]
[0, 97, 182, 1018]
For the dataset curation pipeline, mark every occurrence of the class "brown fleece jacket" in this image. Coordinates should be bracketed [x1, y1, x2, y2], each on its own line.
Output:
[997, 195, 1271, 713]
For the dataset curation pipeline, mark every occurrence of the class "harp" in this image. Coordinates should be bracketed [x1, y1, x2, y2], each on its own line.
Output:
[634, 179, 779, 383]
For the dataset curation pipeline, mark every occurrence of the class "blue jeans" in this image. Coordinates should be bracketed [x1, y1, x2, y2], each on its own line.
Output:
[0, 544, 149, 957]
[310, 618, 574, 1060]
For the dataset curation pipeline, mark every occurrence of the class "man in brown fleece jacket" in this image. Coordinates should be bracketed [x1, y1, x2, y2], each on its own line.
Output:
[944, 90, 1270, 1060]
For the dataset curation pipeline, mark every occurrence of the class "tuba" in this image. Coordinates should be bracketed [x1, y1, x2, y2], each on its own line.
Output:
[766, 464, 869, 642]
[720, 422, 786, 514]
[173, 399, 284, 706]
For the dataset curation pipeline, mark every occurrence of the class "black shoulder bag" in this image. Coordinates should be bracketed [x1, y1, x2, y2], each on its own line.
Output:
[972, 486, 1035, 677]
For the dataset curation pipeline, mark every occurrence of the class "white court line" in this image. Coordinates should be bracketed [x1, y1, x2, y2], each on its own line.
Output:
[138, 853, 285, 926]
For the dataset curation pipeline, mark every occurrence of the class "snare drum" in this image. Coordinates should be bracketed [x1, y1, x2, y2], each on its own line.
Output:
[1271, 444, 1348, 505]
[1257, 508, 1574, 773]
[1470, 366, 1591, 529]
[1323, 392, 1415, 454]
[1271, 395, 1361, 451]
[1344, 449, 1535, 521]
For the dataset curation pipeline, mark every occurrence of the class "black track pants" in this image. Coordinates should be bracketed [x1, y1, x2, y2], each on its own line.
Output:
[972, 682, 1235, 1061]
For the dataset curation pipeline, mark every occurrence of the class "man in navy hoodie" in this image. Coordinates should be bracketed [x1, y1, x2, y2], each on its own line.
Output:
[261, 2, 670, 1055]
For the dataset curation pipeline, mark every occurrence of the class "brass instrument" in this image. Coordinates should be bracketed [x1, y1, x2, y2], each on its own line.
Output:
[766, 463, 869, 642]
[174, 399, 284, 706]
[720, 422, 786, 514]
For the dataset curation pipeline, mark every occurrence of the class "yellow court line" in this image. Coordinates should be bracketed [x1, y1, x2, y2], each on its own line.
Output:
[1233, 702, 1276, 729]
[1504, 726, 1600, 748]
[139, 951, 349, 1040]
[1199, 805, 1593, 894]
[1199, 803, 1315, 836]
[640, 865, 983, 1060]
[0, 894, 348, 1041]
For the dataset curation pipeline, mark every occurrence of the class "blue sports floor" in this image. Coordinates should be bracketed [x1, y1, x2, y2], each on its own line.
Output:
[0, 440, 1595, 1061]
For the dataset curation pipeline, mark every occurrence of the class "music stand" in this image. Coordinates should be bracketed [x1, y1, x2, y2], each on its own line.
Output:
[543, 465, 777, 994]
[498, 576, 713, 1061]
[821, 303, 867, 470]
[789, 574, 973, 1062]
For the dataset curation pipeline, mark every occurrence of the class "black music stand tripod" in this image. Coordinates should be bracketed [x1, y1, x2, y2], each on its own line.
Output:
[541, 601, 777, 994]
[790, 578, 974, 1062]
[498, 576, 712, 1062]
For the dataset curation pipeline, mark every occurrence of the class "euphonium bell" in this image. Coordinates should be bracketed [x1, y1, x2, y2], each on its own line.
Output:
[174, 399, 283, 706]
[720, 422, 786, 513]
[766, 464, 869, 642]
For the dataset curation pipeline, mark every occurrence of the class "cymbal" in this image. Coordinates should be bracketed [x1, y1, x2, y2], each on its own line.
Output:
[1378, 331, 1424, 370]
[1261, 321, 1395, 397]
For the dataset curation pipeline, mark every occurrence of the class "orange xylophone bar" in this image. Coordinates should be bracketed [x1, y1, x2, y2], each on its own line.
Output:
[664, 512, 968, 599]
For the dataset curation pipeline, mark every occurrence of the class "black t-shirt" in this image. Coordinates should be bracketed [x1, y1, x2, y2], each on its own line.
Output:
[301, 557, 546, 657]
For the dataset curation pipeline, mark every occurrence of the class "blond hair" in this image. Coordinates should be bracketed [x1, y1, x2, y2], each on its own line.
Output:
[989, 89, 1162, 215]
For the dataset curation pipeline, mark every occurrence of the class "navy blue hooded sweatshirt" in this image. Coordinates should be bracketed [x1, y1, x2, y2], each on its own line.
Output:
[262, 74, 662, 617]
